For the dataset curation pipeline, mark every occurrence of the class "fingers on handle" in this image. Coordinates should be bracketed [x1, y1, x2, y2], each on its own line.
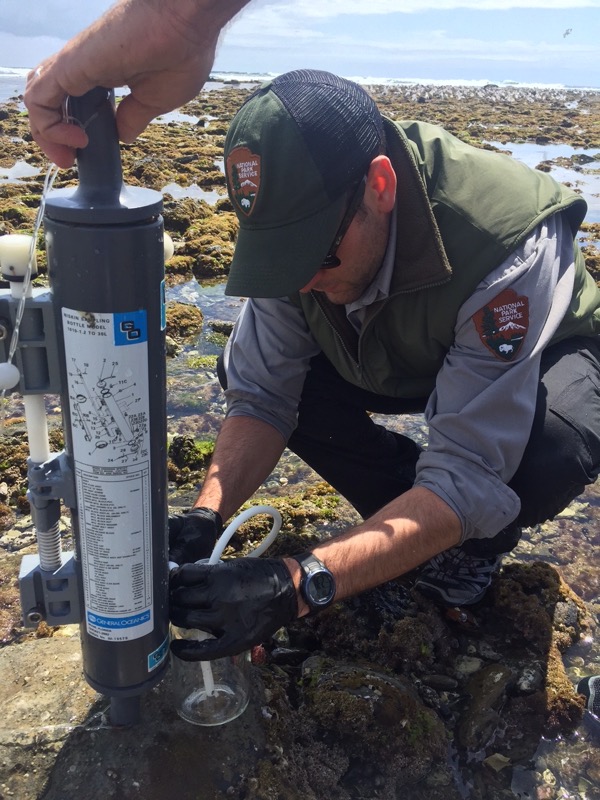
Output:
[115, 94, 157, 143]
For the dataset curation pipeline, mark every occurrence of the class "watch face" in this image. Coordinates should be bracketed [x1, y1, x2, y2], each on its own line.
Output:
[306, 570, 335, 605]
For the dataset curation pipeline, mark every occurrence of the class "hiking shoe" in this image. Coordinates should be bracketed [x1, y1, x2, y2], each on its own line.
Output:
[577, 675, 600, 719]
[415, 546, 502, 606]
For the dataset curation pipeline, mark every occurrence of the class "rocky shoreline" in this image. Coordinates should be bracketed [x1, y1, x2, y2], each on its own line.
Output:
[0, 82, 599, 800]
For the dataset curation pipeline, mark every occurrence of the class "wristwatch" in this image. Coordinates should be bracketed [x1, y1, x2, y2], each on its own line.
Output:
[292, 551, 336, 612]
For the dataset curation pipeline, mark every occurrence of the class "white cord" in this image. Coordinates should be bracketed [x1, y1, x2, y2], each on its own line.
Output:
[168, 504, 282, 572]
[209, 505, 282, 564]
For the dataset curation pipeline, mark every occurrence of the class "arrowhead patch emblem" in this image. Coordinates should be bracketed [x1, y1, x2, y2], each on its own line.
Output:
[226, 146, 261, 216]
[472, 288, 529, 361]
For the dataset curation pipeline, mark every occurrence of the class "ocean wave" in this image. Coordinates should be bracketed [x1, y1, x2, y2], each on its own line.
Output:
[0, 67, 29, 78]
[209, 70, 600, 93]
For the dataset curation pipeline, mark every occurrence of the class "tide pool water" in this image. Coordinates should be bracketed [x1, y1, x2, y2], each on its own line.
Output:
[0, 67, 28, 104]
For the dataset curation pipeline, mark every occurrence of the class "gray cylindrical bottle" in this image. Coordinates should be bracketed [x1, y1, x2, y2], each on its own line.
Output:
[44, 88, 169, 723]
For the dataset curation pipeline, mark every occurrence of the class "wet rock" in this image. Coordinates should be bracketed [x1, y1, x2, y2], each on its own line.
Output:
[210, 319, 234, 337]
[553, 598, 580, 630]
[299, 660, 454, 795]
[165, 334, 180, 357]
[476, 641, 502, 661]
[165, 254, 196, 283]
[421, 673, 459, 691]
[269, 646, 310, 666]
[165, 301, 203, 341]
[516, 664, 544, 693]
[453, 655, 484, 677]
[0, 500, 14, 531]
[167, 434, 215, 485]
[457, 664, 514, 749]
[270, 627, 290, 647]
[416, 682, 444, 711]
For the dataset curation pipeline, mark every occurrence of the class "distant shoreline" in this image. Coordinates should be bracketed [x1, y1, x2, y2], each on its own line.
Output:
[1, 66, 600, 97]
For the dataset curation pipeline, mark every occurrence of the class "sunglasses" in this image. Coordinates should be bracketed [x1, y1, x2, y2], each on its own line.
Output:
[320, 176, 367, 269]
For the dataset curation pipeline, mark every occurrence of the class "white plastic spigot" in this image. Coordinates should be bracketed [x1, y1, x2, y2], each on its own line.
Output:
[0, 234, 36, 279]
[164, 232, 174, 262]
[0, 361, 21, 390]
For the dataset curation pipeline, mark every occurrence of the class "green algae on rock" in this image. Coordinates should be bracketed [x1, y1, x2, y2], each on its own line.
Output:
[167, 433, 215, 485]
[165, 301, 203, 342]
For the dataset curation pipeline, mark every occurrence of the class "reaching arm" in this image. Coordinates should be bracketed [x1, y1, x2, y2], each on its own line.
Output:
[192, 294, 462, 615]
[193, 414, 287, 523]
[24, 0, 251, 167]
[170, 479, 463, 655]
[190, 413, 461, 615]
[283, 485, 462, 616]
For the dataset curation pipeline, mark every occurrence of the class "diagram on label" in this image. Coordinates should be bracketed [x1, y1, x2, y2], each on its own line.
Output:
[63, 308, 150, 466]
[69, 356, 148, 463]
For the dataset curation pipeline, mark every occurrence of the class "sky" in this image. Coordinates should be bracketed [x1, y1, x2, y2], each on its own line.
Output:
[0, 0, 599, 88]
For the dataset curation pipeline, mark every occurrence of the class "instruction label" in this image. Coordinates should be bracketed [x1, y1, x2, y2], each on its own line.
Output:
[63, 308, 153, 642]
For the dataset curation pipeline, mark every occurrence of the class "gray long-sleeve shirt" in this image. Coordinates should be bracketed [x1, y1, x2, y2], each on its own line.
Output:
[222, 212, 575, 542]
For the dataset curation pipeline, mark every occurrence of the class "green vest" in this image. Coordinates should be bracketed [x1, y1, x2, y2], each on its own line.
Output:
[292, 119, 599, 398]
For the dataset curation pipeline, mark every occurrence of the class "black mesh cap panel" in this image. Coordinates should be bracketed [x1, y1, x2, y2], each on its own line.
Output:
[269, 69, 385, 200]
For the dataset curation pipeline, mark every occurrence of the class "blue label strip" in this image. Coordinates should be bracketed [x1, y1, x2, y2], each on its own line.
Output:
[87, 610, 151, 629]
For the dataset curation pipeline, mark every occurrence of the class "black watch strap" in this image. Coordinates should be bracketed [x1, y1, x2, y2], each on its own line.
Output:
[292, 551, 336, 612]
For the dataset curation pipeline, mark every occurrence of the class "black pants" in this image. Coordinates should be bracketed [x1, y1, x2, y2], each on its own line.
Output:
[219, 336, 600, 558]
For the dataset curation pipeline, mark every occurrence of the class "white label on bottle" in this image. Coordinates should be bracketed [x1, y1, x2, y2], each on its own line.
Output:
[62, 308, 153, 641]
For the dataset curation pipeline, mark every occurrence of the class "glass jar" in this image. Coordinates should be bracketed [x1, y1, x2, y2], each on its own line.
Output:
[170, 625, 251, 726]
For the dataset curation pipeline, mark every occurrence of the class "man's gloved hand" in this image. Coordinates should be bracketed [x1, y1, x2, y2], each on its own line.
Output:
[169, 558, 298, 660]
[168, 507, 223, 565]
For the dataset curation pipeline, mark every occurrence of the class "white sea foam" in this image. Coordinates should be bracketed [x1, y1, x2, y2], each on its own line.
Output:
[1, 66, 599, 106]
[0, 67, 29, 77]
[209, 70, 600, 93]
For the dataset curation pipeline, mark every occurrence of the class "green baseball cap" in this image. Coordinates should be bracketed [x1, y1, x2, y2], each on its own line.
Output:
[224, 69, 386, 297]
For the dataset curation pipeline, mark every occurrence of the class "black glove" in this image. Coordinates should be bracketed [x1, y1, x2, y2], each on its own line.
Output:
[169, 558, 298, 660]
[168, 507, 223, 565]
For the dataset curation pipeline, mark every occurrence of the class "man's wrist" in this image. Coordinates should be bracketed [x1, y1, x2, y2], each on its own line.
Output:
[282, 557, 310, 618]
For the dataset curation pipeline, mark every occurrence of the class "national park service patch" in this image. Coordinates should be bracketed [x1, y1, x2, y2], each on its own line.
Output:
[226, 146, 261, 216]
[472, 288, 529, 361]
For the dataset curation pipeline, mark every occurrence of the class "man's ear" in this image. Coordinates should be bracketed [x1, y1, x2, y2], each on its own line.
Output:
[365, 155, 397, 213]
